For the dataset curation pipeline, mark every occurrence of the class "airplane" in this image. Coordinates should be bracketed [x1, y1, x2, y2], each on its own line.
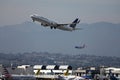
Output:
[2, 66, 36, 80]
[2, 66, 12, 80]
[58, 69, 85, 80]
[75, 44, 86, 49]
[30, 14, 81, 31]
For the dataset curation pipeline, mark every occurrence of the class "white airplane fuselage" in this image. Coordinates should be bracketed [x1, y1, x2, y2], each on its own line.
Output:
[75, 44, 86, 49]
[31, 14, 80, 31]
[57, 25, 74, 31]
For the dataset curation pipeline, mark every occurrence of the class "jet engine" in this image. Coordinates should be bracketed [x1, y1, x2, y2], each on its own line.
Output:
[41, 23, 48, 26]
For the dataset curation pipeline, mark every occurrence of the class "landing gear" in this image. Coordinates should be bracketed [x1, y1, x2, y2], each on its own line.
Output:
[50, 26, 56, 29]
[51, 27, 53, 29]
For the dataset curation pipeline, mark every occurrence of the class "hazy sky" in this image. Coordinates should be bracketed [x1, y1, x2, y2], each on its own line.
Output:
[0, 0, 120, 26]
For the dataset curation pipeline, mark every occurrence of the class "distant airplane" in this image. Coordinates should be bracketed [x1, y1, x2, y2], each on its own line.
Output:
[2, 66, 12, 80]
[2, 66, 36, 80]
[75, 44, 86, 49]
[30, 14, 81, 31]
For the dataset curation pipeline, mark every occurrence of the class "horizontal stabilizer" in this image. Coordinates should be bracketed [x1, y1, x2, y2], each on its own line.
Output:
[73, 28, 82, 30]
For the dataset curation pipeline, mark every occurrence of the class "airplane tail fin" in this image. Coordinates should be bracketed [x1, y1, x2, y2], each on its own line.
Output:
[3, 66, 12, 80]
[70, 18, 80, 28]
[35, 69, 41, 75]
[64, 69, 69, 76]
[83, 44, 86, 48]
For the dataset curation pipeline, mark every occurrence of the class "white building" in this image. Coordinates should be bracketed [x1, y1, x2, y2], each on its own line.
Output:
[33, 65, 72, 75]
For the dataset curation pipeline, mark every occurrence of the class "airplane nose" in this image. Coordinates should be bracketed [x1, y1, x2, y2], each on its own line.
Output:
[30, 15, 35, 22]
